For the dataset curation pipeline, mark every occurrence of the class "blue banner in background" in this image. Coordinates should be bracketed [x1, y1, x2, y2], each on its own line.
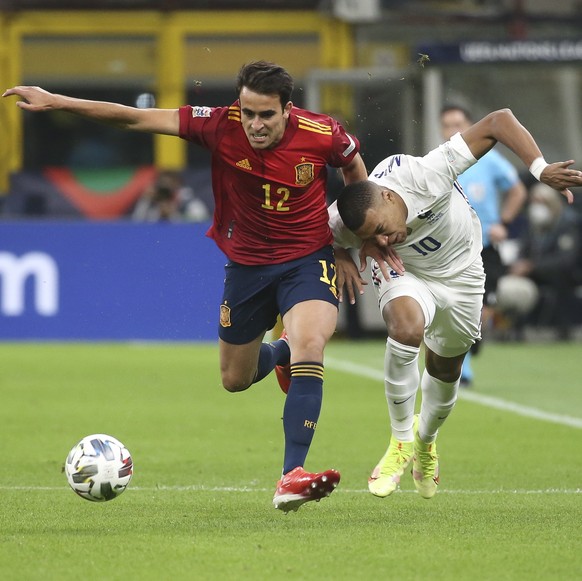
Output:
[415, 39, 582, 64]
[0, 222, 225, 341]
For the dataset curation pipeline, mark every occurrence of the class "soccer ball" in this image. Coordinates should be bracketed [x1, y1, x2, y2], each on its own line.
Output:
[64, 434, 133, 502]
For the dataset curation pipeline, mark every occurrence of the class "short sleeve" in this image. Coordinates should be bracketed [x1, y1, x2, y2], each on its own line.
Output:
[328, 121, 360, 168]
[178, 105, 221, 149]
[436, 132, 478, 177]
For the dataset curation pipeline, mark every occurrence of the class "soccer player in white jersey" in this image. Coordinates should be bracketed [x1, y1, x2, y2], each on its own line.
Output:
[328, 108, 582, 499]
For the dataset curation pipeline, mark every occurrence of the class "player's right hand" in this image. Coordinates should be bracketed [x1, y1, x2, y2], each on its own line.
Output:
[2, 86, 57, 111]
[358, 240, 405, 281]
[334, 247, 367, 304]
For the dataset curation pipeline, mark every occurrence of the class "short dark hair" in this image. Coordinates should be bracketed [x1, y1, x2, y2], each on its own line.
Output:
[440, 104, 473, 122]
[337, 181, 377, 232]
[236, 61, 294, 109]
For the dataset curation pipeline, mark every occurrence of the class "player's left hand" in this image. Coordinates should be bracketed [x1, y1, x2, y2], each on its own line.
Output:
[358, 240, 405, 281]
[334, 247, 367, 304]
[541, 161, 582, 204]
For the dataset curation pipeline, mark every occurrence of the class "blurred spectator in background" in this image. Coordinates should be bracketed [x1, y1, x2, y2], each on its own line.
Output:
[496, 183, 582, 341]
[132, 169, 210, 223]
[441, 104, 527, 385]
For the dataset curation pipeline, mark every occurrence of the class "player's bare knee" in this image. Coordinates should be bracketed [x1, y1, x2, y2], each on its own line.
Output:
[387, 326, 423, 348]
[290, 335, 326, 363]
[220, 371, 252, 393]
[221, 380, 251, 393]
[425, 355, 463, 383]
[383, 299, 425, 347]
[435, 369, 461, 384]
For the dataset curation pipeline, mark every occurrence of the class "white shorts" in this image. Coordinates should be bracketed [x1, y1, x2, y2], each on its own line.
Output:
[374, 257, 485, 358]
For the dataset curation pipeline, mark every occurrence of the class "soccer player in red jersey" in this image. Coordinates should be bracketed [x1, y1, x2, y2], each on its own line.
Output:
[4, 61, 368, 512]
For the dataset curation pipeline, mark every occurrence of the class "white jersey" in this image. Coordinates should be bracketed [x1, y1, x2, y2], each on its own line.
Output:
[329, 132, 483, 279]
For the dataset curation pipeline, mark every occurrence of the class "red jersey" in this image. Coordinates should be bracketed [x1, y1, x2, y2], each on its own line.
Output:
[178, 102, 360, 265]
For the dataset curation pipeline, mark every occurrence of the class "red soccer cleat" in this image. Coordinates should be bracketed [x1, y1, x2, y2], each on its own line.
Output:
[274, 330, 291, 394]
[273, 466, 341, 512]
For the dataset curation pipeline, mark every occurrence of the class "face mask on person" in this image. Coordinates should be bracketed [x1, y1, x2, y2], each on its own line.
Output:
[528, 202, 553, 229]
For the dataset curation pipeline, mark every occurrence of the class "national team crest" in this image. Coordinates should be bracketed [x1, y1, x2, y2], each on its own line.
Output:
[220, 303, 232, 327]
[295, 162, 315, 186]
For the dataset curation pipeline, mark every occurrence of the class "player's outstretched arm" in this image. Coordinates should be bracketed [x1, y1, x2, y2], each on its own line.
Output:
[461, 108, 582, 203]
[2, 85, 180, 136]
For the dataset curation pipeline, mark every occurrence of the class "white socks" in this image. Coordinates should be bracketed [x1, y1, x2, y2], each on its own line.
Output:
[384, 337, 460, 443]
[384, 337, 420, 442]
[418, 369, 459, 443]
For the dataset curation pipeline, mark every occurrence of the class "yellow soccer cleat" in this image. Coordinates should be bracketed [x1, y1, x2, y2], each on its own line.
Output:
[412, 415, 440, 499]
[368, 438, 413, 497]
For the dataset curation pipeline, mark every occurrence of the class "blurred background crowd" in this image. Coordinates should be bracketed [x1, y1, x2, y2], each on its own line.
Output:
[1, 0, 581, 342]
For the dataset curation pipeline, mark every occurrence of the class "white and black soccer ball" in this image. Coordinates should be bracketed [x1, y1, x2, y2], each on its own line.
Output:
[64, 434, 133, 502]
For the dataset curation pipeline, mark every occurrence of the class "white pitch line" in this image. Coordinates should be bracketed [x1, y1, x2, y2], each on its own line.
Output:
[325, 356, 582, 430]
[0, 486, 580, 495]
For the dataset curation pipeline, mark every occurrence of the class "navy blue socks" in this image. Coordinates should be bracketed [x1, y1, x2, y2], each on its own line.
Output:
[254, 338, 290, 384]
[282, 363, 324, 474]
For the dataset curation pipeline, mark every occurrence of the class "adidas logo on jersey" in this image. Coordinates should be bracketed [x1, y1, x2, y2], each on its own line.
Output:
[236, 158, 252, 171]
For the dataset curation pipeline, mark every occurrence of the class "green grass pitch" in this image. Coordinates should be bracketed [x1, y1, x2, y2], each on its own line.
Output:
[1, 340, 581, 580]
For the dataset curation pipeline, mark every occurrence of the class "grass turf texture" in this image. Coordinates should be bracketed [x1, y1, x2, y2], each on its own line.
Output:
[1, 341, 581, 580]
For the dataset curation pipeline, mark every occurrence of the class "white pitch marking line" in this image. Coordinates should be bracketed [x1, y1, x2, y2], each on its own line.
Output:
[325, 356, 582, 429]
[0, 486, 580, 494]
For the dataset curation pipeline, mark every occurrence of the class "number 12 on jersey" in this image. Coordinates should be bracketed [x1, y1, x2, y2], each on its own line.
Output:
[262, 183, 291, 212]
